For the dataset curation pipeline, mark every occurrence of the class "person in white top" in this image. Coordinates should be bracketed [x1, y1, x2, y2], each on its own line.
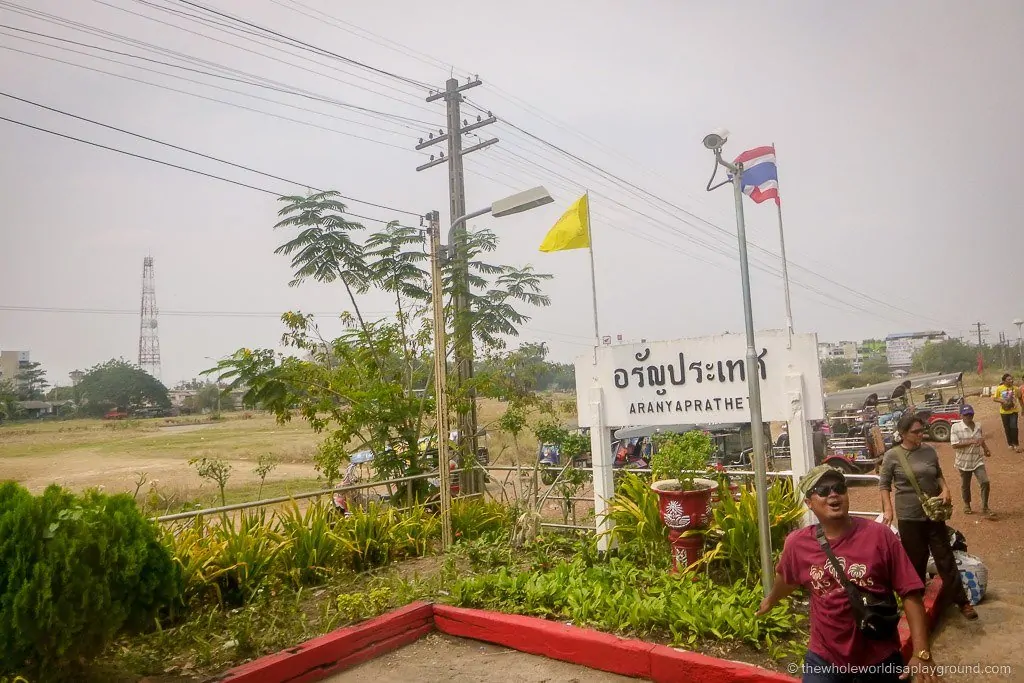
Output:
[950, 404, 994, 518]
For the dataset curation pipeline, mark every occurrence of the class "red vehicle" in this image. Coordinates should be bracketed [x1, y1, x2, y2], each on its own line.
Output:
[907, 372, 965, 442]
[103, 409, 128, 420]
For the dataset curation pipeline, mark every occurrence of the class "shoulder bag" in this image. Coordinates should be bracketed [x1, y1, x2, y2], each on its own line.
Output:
[891, 446, 953, 522]
[815, 525, 901, 640]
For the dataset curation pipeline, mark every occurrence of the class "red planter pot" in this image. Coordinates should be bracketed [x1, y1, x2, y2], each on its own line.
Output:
[651, 478, 717, 532]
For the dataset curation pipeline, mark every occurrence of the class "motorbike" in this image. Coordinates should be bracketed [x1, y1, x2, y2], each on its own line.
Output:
[612, 437, 650, 470]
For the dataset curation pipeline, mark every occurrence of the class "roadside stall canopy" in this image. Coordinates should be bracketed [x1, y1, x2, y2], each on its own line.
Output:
[824, 379, 912, 413]
[909, 372, 964, 392]
[613, 423, 747, 440]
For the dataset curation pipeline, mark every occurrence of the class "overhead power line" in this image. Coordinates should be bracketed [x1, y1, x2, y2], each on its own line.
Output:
[0, 90, 423, 217]
[0, 114, 420, 227]
[172, 0, 434, 90]
[0, 22, 436, 131]
[0, 305, 393, 317]
[0, 114, 283, 195]
[0, 44, 422, 153]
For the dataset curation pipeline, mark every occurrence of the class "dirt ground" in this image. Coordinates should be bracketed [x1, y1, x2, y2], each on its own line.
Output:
[0, 415, 322, 504]
[326, 633, 636, 683]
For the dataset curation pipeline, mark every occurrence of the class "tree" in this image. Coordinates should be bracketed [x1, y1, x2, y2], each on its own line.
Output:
[15, 361, 48, 400]
[860, 356, 890, 376]
[77, 359, 170, 417]
[820, 357, 852, 379]
[0, 380, 19, 421]
[912, 339, 979, 374]
[274, 192, 374, 337]
[213, 193, 553, 499]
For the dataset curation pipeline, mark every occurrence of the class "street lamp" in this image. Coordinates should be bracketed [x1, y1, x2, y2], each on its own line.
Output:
[429, 186, 553, 549]
[1014, 319, 1023, 369]
[703, 130, 774, 596]
[445, 186, 553, 257]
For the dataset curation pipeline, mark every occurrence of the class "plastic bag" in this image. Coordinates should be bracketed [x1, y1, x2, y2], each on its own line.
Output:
[926, 550, 987, 605]
[955, 551, 988, 606]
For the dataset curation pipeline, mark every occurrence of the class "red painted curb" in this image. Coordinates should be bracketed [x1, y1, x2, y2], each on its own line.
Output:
[899, 577, 944, 662]
[433, 605, 654, 678]
[434, 604, 793, 682]
[649, 643, 796, 683]
[215, 601, 433, 683]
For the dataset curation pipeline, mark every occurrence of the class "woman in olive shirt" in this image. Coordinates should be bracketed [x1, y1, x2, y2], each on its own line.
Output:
[879, 413, 976, 619]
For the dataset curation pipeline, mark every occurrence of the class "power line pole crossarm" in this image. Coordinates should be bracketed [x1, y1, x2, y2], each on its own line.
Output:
[416, 77, 499, 493]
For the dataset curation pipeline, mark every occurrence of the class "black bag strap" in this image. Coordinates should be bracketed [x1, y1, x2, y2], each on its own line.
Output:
[815, 525, 866, 620]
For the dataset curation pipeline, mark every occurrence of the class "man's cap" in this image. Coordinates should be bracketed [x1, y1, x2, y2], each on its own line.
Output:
[960, 404, 975, 415]
[797, 464, 846, 498]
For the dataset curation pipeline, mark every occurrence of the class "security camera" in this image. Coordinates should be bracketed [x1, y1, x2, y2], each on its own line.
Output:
[702, 127, 730, 151]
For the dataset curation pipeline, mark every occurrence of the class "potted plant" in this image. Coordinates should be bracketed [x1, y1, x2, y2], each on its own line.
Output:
[649, 431, 718, 532]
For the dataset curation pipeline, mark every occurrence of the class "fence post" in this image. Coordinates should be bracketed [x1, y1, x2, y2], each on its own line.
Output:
[589, 386, 616, 551]
[786, 372, 817, 527]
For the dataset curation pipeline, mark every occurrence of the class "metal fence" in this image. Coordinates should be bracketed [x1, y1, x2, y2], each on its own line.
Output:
[154, 462, 883, 529]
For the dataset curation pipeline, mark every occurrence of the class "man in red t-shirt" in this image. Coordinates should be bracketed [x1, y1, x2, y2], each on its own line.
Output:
[757, 465, 938, 682]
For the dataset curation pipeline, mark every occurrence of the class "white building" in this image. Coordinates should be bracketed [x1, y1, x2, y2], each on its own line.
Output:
[0, 350, 30, 385]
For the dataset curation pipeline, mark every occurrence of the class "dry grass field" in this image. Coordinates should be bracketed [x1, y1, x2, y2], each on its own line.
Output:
[0, 397, 562, 510]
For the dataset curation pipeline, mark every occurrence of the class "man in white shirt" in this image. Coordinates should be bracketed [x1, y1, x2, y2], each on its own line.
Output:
[950, 404, 994, 518]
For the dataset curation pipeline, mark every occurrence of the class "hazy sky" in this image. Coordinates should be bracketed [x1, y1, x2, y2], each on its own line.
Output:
[1, 0, 1022, 387]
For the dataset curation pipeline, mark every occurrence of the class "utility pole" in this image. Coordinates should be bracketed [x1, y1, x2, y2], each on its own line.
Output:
[417, 77, 498, 493]
[427, 211, 453, 549]
[974, 321, 988, 348]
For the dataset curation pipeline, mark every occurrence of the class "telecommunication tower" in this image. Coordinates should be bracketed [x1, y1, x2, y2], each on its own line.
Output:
[138, 256, 161, 378]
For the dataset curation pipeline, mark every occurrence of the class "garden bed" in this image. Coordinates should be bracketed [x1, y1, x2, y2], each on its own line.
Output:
[216, 602, 797, 683]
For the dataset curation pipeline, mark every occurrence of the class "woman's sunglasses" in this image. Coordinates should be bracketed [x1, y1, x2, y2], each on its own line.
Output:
[810, 481, 848, 497]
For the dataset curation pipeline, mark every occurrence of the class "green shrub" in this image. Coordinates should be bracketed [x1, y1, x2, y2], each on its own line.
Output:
[451, 499, 510, 541]
[450, 554, 803, 651]
[0, 483, 180, 680]
[603, 472, 667, 563]
[278, 501, 342, 587]
[335, 502, 398, 572]
[696, 479, 806, 582]
[208, 510, 287, 606]
[391, 504, 440, 557]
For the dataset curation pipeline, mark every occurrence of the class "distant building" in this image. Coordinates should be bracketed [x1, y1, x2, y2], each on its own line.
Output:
[818, 341, 860, 362]
[0, 350, 30, 385]
[885, 331, 948, 371]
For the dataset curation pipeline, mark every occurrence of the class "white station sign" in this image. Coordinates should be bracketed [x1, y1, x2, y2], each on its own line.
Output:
[574, 330, 824, 427]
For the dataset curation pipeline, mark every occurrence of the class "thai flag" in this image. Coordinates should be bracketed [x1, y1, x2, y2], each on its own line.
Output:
[734, 145, 780, 205]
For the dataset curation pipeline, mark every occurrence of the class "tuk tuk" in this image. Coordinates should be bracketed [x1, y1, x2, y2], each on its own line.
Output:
[823, 379, 910, 473]
[611, 422, 775, 471]
[907, 372, 965, 442]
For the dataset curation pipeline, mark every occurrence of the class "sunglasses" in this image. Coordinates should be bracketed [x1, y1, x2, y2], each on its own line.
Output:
[810, 481, 848, 497]
[908, 428, 927, 435]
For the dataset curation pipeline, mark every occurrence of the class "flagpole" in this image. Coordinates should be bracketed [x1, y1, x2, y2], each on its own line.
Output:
[773, 142, 794, 349]
[584, 191, 601, 347]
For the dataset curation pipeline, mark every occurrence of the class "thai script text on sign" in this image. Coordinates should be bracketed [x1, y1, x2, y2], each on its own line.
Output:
[574, 330, 824, 427]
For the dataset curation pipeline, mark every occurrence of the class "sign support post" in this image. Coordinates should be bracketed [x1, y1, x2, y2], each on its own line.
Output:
[589, 386, 616, 551]
[785, 372, 817, 528]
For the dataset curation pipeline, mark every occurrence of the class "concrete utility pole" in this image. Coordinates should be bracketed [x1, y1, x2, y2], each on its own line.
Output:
[1014, 319, 1023, 368]
[427, 210, 453, 549]
[417, 77, 498, 493]
[974, 322, 988, 347]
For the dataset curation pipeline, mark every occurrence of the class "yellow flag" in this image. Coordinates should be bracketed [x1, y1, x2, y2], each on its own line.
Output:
[539, 194, 590, 252]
